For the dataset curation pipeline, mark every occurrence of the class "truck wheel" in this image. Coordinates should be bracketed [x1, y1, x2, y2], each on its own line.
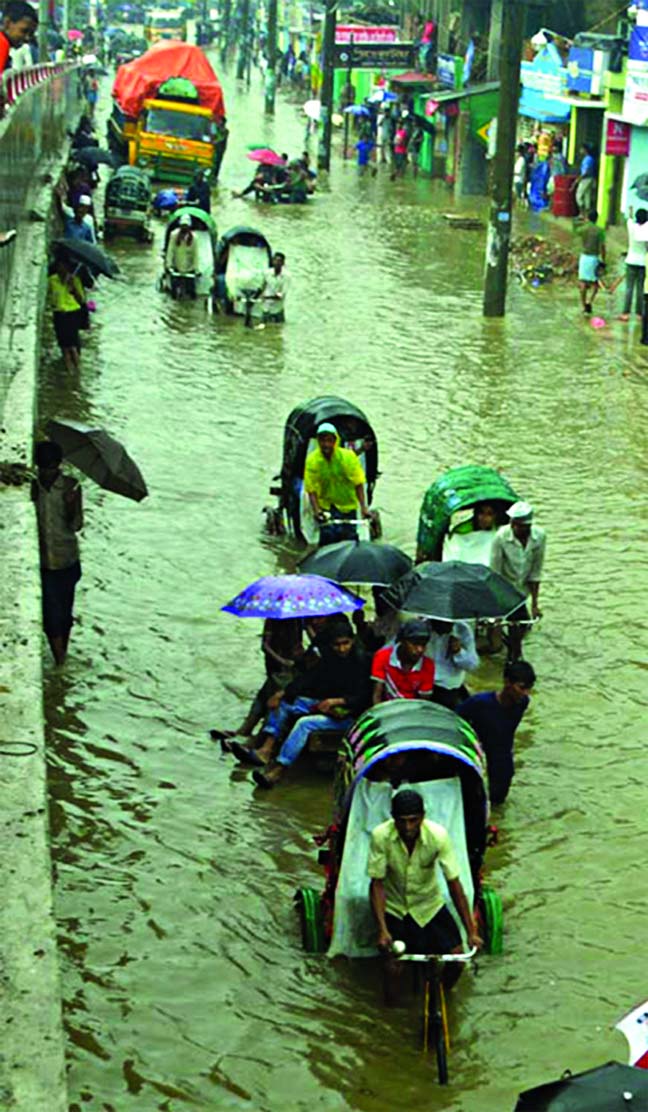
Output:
[294, 887, 325, 952]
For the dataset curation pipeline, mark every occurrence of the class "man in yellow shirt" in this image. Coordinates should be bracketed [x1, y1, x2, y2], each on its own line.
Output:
[368, 789, 481, 998]
[304, 422, 371, 546]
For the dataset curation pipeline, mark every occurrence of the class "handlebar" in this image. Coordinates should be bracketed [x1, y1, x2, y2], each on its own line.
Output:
[394, 945, 477, 964]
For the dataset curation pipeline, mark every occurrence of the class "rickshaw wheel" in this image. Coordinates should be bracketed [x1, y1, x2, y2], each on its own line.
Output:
[294, 887, 326, 953]
[480, 884, 503, 955]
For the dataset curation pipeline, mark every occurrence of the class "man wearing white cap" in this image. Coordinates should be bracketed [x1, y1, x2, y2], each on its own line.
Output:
[63, 196, 96, 244]
[166, 212, 198, 298]
[304, 423, 371, 546]
[490, 501, 546, 657]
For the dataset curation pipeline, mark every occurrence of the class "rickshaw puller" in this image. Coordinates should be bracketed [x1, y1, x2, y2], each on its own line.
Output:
[369, 790, 481, 1001]
[305, 423, 371, 547]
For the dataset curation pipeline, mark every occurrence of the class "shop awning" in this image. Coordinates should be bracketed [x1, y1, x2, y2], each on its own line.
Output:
[390, 71, 437, 87]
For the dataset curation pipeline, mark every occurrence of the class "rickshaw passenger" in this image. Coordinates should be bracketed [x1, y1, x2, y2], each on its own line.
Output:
[371, 620, 435, 703]
[425, 619, 479, 710]
[305, 423, 371, 546]
[369, 790, 482, 999]
[231, 622, 371, 786]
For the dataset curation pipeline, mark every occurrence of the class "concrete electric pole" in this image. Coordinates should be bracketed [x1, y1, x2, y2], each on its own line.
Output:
[317, 0, 336, 171]
[264, 0, 277, 113]
[482, 0, 525, 317]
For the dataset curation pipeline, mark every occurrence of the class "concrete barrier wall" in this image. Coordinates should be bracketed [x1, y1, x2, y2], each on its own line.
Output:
[0, 66, 83, 416]
[0, 68, 85, 1112]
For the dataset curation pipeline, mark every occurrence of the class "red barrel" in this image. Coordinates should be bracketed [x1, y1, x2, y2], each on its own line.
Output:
[552, 173, 578, 217]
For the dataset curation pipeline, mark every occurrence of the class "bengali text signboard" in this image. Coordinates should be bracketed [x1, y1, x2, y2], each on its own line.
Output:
[335, 25, 398, 44]
[333, 42, 415, 70]
[605, 118, 631, 155]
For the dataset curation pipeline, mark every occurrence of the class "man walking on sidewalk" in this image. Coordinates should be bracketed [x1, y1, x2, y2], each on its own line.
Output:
[619, 207, 648, 321]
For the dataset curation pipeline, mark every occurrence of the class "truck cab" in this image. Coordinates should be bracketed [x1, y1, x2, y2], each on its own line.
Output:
[130, 98, 216, 182]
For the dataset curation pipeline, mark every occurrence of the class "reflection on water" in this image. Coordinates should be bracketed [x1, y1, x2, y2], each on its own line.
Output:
[40, 63, 648, 1112]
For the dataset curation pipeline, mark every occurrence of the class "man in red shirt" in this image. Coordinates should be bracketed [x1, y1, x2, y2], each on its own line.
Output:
[371, 620, 435, 703]
[0, 0, 38, 75]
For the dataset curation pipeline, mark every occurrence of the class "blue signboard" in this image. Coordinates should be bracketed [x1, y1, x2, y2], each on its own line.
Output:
[567, 45, 594, 93]
[629, 25, 648, 63]
[519, 43, 569, 122]
[437, 51, 458, 89]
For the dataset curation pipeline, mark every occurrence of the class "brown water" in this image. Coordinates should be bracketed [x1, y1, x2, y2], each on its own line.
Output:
[39, 65, 648, 1112]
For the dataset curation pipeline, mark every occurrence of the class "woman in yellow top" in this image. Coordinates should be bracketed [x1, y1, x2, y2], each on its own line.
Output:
[48, 254, 87, 370]
[304, 422, 371, 547]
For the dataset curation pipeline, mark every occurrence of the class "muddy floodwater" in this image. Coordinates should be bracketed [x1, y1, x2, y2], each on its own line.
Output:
[38, 62, 648, 1112]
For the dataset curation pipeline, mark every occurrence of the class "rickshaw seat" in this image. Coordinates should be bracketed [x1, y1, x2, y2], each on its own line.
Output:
[328, 776, 473, 959]
[225, 243, 268, 302]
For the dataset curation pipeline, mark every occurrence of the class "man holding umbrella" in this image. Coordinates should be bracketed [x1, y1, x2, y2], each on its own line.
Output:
[32, 441, 83, 666]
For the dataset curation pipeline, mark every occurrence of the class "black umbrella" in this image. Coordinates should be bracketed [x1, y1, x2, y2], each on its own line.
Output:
[46, 418, 148, 502]
[381, 560, 526, 621]
[515, 1061, 648, 1110]
[74, 146, 119, 169]
[52, 239, 120, 279]
[298, 540, 412, 586]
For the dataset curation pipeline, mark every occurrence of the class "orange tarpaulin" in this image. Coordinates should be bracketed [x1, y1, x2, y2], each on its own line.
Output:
[112, 41, 225, 121]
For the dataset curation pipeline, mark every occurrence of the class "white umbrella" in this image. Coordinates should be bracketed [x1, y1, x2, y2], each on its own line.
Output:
[303, 99, 321, 121]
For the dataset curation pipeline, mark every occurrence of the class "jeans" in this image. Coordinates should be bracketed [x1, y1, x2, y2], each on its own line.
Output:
[264, 696, 319, 740]
[623, 264, 645, 315]
[276, 711, 353, 767]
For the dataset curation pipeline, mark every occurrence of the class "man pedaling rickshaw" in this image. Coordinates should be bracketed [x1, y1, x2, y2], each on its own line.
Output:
[165, 213, 199, 299]
[229, 619, 371, 788]
[305, 423, 372, 546]
[369, 789, 482, 1003]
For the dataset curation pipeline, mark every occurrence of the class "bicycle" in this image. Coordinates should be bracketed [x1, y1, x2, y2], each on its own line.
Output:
[395, 944, 477, 1084]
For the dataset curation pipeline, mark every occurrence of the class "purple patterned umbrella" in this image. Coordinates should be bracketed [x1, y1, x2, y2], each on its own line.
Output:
[221, 574, 364, 619]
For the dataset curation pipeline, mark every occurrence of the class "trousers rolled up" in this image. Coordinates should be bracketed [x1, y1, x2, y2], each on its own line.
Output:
[623, 264, 645, 315]
[264, 696, 320, 740]
[275, 711, 353, 767]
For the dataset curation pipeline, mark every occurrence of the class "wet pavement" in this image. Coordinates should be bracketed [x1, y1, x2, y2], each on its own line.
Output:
[38, 62, 648, 1112]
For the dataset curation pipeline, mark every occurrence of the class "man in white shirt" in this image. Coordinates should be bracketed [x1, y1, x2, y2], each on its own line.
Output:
[619, 207, 648, 322]
[490, 500, 546, 661]
[261, 251, 287, 321]
[425, 618, 479, 709]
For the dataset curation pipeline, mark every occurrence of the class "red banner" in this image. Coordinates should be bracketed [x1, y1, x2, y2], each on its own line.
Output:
[335, 25, 398, 44]
[605, 118, 631, 156]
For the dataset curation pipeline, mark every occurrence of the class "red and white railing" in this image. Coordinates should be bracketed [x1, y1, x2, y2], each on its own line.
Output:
[0, 62, 75, 116]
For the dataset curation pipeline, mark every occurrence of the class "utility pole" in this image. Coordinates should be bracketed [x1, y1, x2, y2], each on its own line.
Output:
[482, 0, 525, 317]
[342, 34, 353, 159]
[318, 0, 336, 171]
[236, 0, 250, 79]
[220, 0, 232, 64]
[264, 0, 277, 113]
[37, 0, 48, 61]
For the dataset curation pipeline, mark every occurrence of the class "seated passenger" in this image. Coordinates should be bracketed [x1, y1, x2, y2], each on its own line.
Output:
[472, 500, 497, 533]
[369, 789, 482, 1002]
[231, 620, 371, 788]
[425, 618, 479, 710]
[371, 620, 435, 703]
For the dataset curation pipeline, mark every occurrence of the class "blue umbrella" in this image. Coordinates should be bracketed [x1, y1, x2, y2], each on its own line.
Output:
[221, 574, 364, 619]
[369, 89, 397, 104]
[152, 189, 181, 212]
[343, 105, 371, 116]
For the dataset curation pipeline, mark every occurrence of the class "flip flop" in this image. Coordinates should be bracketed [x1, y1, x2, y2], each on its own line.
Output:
[230, 741, 266, 767]
[252, 769, 274, 789]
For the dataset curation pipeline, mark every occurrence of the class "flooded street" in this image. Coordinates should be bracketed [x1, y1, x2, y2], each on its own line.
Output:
[39, 63, 648, 1112]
